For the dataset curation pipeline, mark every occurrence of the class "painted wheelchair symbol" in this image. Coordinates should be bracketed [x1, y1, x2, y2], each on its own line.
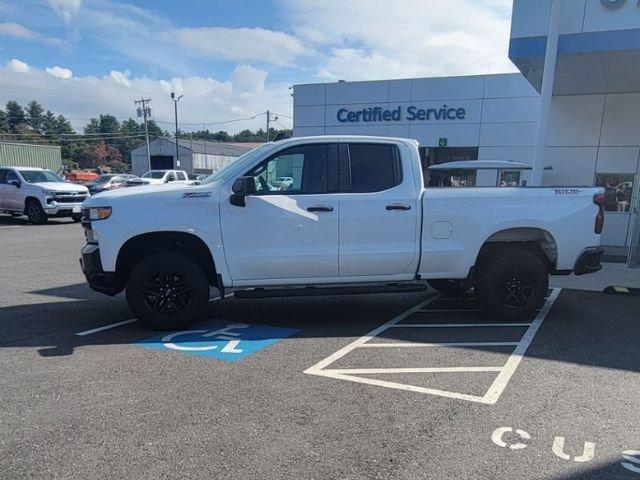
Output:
[161, 323, 250, 354]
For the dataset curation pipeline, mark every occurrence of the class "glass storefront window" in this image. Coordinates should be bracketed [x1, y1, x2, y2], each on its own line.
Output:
[427, 169, 476, 187]
[499, 170, 521, 187]
[595, 173, 634, 212]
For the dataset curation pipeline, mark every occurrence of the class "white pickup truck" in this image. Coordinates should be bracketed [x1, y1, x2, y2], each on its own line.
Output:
[80, 136, 605, 330]
[126, 169, 189, 187]
[0, 166, 89, 224]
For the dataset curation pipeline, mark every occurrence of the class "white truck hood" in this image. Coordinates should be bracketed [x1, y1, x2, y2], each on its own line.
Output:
[85, 182, 214, 204]
[31, 182, 89, 193]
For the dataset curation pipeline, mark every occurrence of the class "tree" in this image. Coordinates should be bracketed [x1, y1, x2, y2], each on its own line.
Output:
[5, 101, 26, 133]
[0, 110, 7, 133]
[26, 100, 45, 134]
[79, 141, 123, 169]
[42, 110, 58, 136]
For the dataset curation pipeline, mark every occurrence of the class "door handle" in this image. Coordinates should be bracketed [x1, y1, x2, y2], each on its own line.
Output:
[385, 204, 411, 211]
[307, 205, 334, 212]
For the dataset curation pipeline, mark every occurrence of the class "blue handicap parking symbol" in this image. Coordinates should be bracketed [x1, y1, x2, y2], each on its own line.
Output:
[138, 322, 300, 362]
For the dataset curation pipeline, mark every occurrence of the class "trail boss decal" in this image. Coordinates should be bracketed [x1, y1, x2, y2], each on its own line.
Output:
[554, 188, 582, 195]
[183, 191, 212, 198]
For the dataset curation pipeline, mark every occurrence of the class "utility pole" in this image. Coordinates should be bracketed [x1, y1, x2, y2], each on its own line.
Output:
[171, 92, 183, 168]
[134, 98, 152, 172]
[265, 110, 278, 141]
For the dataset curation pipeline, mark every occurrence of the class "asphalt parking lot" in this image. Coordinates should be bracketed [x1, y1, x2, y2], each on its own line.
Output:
[1, 215, 639, 480]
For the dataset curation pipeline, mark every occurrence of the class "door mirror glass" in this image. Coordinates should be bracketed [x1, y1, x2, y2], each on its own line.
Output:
[230, 176, 257, 207]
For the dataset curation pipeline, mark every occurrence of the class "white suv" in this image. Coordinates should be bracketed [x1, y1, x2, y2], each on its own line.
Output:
[0, 167, 89, 224]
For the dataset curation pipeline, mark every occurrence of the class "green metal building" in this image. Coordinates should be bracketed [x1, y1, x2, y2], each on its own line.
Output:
[0, 142, 62, 172]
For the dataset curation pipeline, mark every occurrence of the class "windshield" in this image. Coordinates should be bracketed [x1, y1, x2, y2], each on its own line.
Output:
[143, 171, 166, 179]
[19, 170, 63, 183]
[201, 144, 274, 184]
[88, 175, 114, 184]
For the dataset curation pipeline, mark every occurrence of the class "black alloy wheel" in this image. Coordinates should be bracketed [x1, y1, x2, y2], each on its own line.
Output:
[26, 200, 47, 224]
[143, 270, 192, 314]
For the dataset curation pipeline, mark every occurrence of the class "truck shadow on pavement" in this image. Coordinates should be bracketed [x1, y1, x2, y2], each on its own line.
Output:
[0, 284, 638, 378]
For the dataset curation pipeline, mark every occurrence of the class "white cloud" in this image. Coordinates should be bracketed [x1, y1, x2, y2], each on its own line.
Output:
[282, 0, 516, 81]
[110, 70, 131, 87]
[46, 65, 73, 79]
[0, 63, 292, 134]
[0, 21, 65, 46]
[230, 65, 267, 95]
[173, 26, 311, 67]
[7, 58, 30, 73]
[46, 0, 82, 22]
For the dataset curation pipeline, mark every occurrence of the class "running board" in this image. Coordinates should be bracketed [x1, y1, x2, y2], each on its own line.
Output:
[234, 283, 429, 299]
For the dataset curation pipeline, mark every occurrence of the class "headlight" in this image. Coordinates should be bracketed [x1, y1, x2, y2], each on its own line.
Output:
[45, 190, 56, 196]
[86, 206, 112, 221]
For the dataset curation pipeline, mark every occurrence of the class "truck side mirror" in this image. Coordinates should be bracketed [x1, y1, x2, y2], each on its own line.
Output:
[230, 176, 257, 207]
[8, 179, 20, 188]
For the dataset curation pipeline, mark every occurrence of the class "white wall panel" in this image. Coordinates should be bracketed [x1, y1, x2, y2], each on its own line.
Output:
[600, 94, 640, 146]
[324, 125, 388, 136]
[293, 126, 324, 137]
[478, 146, 535, 164]
[547, 95, 605, 147]
[480, 123, 538, 147]
[483, 74, 539, 98]
[387, 125, 410, 138]
[325, 81, 389, 104]
[389, 80, 412, 102]
[482, 97, 540, 123]
[411, 76, 484, 101]
[541, 147, 598, 186]
[584, 0, 640, 33]
[596, 147, 640, 173]
[409, 124, 480, 147]
[510, 0, 585, 38]
[293, 84, 326, 106]
[600, 213, 631, 247]
[293, 106, 325, 127]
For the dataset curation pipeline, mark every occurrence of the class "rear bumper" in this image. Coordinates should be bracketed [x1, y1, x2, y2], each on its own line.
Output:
[80, 243, 120, 296]
[574, 247, 604, 276]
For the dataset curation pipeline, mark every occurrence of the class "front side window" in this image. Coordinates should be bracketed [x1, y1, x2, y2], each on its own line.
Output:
[18, 170, 62, 183]
[245, 145, 329, 195]
[347, 143, 402, 193]
[143, 171, 166, 179]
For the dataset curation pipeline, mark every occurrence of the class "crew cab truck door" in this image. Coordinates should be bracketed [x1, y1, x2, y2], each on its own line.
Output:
[220, 143, 340, 284]
[3, 170, 22, 211]
[338, 142, 420, 278]
[0, 169, 7, 209]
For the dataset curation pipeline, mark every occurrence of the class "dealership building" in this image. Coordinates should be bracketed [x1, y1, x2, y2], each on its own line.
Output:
[293, 0, 640, 262]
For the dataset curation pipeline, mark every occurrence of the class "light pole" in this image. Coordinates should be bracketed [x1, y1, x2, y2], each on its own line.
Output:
[171, 92, 183, 168]
[134, 98, 152, 172]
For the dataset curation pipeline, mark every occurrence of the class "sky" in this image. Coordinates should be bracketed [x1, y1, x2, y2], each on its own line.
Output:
[0, 0, 516, 134]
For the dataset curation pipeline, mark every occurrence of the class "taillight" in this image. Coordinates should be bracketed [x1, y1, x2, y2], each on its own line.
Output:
[593, 193, 605, 234]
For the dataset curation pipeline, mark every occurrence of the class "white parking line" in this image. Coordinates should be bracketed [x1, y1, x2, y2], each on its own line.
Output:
[305, 288, 562, 405]
[417, 308, 484, 313]
[361, 342, 520, 348]
[388, 323, 531, 328]
[74, 292, 236, 336]
[75, 319, 138, 336]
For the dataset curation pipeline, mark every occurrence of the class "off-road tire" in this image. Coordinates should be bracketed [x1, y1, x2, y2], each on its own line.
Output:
[126, 251, 210, 330]
[475, 246, 548, 320]
[26, 199, 47, 225]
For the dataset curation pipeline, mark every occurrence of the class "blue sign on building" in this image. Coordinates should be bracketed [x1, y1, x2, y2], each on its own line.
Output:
[139, 321, 300, 362]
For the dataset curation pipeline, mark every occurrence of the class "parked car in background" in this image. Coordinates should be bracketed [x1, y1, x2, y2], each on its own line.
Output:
[188, 173, 208, 185]
[126, 170, 189, 187]
[0, 166, 89, 224]
[87, 174, 138, 195]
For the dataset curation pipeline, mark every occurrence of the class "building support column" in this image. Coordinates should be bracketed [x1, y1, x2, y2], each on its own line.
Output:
[532, 0, 561, 186]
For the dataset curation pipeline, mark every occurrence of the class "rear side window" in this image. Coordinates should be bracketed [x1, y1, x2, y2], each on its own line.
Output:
[176, 172, 186, 181]
[347, 143, 402, 192]
[0, 169, 6, 183]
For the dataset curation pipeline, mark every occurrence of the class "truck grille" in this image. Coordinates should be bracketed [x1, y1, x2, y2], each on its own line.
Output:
[51, 192, 88, 203]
